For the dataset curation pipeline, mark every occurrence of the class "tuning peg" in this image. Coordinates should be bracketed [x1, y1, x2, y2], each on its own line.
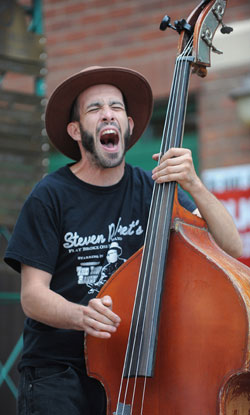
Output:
[212, 4, 233, 35]
[174, 19, 192, 34]
[159, 15, 192, 35]
[211, 44, 223, 55]
[201, 29, 223, 54]
[220, 22, 233, 34]
[159, 15, 176, 31]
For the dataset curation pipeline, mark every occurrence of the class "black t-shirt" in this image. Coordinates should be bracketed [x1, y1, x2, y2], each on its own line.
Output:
[4, 163, 195, 371]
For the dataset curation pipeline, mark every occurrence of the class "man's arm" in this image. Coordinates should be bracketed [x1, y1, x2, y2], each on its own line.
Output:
[21, 264, 121, 337]
[152, 148, 243, 258]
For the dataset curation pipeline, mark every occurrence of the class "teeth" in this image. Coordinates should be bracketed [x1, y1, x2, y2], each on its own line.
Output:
[102, 129, 116, 135]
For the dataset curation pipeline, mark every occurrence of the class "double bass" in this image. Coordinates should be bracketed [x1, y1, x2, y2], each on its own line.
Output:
[86, 1, 250, 413]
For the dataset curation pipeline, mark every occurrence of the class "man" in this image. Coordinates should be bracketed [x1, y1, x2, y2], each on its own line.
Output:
[4, 66, 242, 415]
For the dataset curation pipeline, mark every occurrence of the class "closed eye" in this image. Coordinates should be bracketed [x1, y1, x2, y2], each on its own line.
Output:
[87, 107, 99, 113]
[111, 105, 125, 111]
[86, 102, 101, 113]
[85, 101, 125, 113]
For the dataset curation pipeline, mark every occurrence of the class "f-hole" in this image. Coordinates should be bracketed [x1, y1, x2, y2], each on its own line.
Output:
[220, 372, 250, 414]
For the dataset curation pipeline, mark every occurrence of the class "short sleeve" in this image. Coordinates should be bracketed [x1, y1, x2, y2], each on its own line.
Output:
[4, 196, 61, 274]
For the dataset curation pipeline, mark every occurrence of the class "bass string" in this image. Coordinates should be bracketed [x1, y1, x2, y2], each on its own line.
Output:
[140, 35, 194, 275]
[136, 38, 193, 413]
[136, 37, 194, 415]
[116, 38, 193, 415]
[115, 36, 194, 415]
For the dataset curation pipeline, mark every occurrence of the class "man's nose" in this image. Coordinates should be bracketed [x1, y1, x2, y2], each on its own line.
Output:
[101, 106, 114, 122]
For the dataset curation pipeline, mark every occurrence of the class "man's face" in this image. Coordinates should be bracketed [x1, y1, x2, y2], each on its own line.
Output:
[77, 84, 134, 169]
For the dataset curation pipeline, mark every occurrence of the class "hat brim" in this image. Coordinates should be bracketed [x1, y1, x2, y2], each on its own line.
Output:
[45, 67, 153, 161]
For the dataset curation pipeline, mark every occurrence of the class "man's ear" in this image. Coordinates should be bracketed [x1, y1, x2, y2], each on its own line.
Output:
[128, 117, 134, 136]
[67, 122, 81, 142]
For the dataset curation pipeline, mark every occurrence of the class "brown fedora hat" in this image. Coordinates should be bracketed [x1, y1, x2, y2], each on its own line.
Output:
[45, 66, 153, 161]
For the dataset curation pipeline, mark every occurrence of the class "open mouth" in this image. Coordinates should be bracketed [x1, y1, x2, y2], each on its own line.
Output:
[100, 129, 119, 150]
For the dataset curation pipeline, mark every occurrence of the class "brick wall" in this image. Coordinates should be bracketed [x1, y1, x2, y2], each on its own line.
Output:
[42, 0, 250, 170]
[43, 0, 200, 95]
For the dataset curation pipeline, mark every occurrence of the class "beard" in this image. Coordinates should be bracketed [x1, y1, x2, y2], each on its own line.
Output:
[79, 122, 130, 169]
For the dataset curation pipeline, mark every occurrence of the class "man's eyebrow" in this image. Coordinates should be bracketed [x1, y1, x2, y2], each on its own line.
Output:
[110, 100, 125, 107]
[86, 101, 101, 110]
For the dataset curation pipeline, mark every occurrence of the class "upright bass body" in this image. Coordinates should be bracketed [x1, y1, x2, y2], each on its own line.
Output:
[85, 201, 250, 415]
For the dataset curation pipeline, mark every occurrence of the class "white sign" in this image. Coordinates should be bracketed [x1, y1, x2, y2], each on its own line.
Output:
[202, 164, 250, 266]
[202, 164, 250, 192]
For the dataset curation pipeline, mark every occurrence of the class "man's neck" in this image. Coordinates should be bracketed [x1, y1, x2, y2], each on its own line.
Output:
[70, 157, 125, 187]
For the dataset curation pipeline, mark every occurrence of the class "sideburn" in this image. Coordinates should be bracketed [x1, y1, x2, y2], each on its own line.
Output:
[79, 124, 95, 154]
